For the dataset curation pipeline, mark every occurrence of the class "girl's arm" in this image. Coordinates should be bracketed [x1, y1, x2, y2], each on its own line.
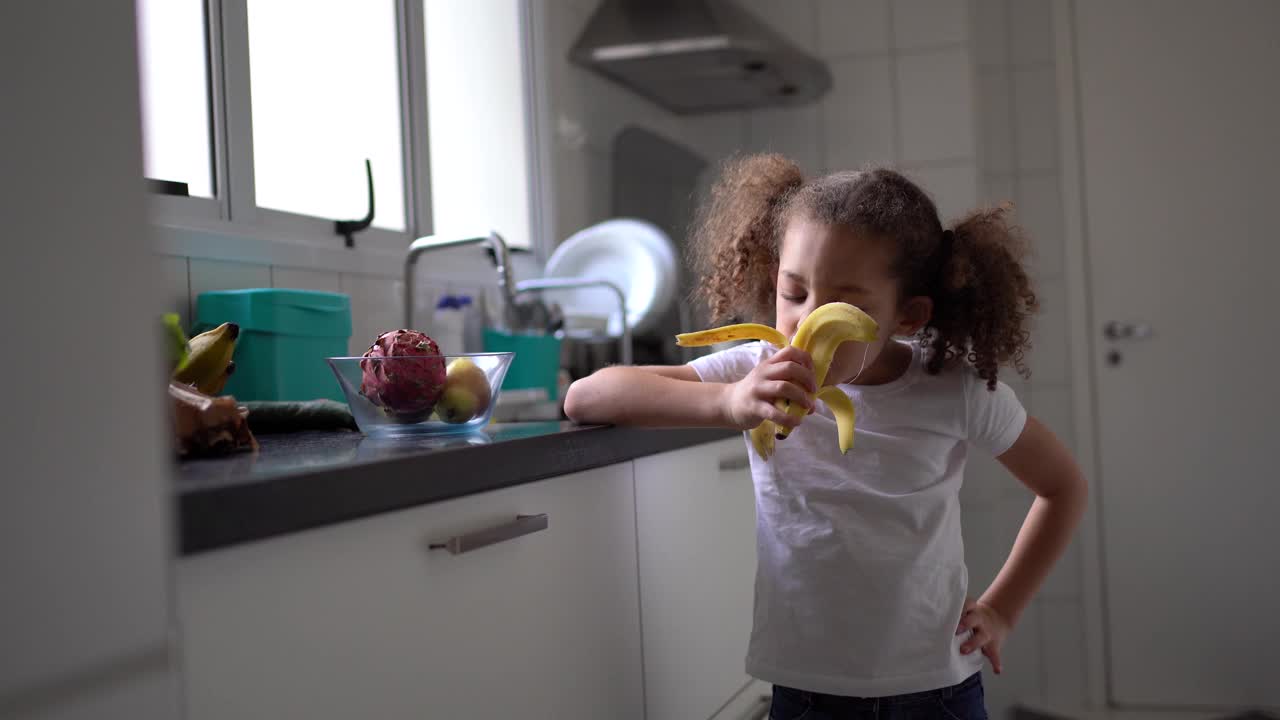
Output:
[983, 417, 1087, 622]
[958, 417, 1088, 671]
[564, 346, 817, 429]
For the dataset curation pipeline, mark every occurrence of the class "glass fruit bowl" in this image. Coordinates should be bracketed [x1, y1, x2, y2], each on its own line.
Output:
[327, 352, 513, 437]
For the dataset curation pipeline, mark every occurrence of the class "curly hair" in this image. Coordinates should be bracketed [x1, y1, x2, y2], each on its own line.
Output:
[690, 154, 1038, 389]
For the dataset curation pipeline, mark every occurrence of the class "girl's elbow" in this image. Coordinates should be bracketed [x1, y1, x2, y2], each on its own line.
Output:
[564, 374, 607, 424]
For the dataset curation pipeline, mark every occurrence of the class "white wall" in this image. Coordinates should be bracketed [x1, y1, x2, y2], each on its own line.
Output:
[968, 0, 1091, 716]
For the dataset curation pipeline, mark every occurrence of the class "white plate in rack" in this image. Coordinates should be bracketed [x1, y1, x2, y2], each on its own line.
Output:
[541, 218, 677, 336]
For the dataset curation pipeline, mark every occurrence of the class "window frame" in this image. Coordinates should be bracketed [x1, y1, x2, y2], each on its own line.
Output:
[146, 0, 542, 271]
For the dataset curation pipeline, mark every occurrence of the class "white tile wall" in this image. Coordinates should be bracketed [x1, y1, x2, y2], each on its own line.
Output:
[747, 106, 823, 174]
[973, 0, 1009, 69]
[816, 0, 890, 57]
[985, 598, 1044, 716]
[159, 255, 191, 329]
[271, 267, 342, 293]
[978, 72, 1014, 175]
[905, 164, 979, 223]
[1029, 276, 1070, 385]
[896, 49, 977, 165]
[971, 2, 1090, 710]
[1013, 67, 1060, 172]
[340, 272, 407, 356]
[891, 0, 969, 50]
[188, 259, 271, 325]
[981, 174, 1016, 207]
[553, 143, 612, 245]
[1016, 173, 1066, 279]
[1040, 599, 1088, 708]
[683, 113, 751, 164]
[1027, 385, 1074, 453]
[738, 0, 816, 49]
[821, 56, 897, 169]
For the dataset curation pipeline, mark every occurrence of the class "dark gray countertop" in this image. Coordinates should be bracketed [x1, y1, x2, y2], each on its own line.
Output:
[175, 423, 737, 555]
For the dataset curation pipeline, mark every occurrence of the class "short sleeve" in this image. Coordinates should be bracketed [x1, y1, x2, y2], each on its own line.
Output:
[965, 371, 1028, 456]
[687, 341, 772, 384]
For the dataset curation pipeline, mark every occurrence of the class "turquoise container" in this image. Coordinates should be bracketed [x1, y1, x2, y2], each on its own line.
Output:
[194, 289, 352, 402]
[482, 328, 561, 401]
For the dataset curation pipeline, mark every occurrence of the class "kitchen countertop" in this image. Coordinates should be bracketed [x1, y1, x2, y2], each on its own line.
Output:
[176, 423, 738, 556]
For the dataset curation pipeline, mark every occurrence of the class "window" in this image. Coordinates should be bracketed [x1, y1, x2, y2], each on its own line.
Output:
[246, 0, 405, 230]
[135, 0, 539, 257]
[136, 0, 215, 197]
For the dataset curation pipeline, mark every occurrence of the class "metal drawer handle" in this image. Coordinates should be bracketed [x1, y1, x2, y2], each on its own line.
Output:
[428, 513, 548, 555]
[719, 454, 751, 471]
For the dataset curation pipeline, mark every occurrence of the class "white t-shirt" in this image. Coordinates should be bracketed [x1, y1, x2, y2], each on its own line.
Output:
[689, 340, 1027, 697]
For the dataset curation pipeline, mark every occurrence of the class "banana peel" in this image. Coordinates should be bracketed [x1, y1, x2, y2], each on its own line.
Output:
[677, 302, 877, 460]
[173, 322, 240, 396]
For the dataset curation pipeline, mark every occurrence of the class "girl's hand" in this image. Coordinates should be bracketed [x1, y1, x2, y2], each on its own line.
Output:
[722, 346, 817, 430]
[956, 597, 1010, 674]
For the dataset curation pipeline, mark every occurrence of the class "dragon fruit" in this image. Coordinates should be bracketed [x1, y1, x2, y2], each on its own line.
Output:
[360, 329, 446, 422]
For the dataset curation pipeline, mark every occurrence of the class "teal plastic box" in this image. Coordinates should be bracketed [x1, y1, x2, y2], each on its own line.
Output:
[483, 328, 561, 401]
[194, 289, 352, 402]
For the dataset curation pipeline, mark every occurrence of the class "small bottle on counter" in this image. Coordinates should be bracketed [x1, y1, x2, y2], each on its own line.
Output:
[458, 295, 484, 353]
[432, 295, 466, 355]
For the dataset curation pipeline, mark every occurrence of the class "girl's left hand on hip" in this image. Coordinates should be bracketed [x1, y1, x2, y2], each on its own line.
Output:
[956, 597, 1009, 674]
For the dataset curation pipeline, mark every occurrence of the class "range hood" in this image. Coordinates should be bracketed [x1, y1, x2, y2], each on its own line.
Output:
[569, 0, 832, 115]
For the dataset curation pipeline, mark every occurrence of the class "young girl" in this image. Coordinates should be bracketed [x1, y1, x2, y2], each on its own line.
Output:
[565, 155, 1087, 719]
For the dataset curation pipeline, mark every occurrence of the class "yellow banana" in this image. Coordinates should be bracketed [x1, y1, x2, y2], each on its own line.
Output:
[204, 360, 237, 396]
[749, 422, 776, 460]
[174, 322, 239, 395]
[774, 302, 877, 439]
[677, 302, 877, 459]
[676, 323, 787, 349]
[815, 386, 856, 453]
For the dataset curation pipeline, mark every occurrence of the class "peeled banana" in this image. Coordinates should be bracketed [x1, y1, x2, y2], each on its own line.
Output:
[173, 322, 240, 395]
[677, 302, 877, 459]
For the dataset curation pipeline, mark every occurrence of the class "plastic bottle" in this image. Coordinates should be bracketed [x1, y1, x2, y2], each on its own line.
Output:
[432, 295, 465, 354]
[459, 295, 484, 353]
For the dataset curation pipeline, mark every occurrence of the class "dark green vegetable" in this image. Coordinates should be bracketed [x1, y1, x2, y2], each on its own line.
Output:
[242, 400, 358, 434]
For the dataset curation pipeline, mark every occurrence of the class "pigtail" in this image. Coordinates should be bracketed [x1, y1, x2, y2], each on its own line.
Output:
[690, 154, 804, 323]
[924, 204, 1038, 389]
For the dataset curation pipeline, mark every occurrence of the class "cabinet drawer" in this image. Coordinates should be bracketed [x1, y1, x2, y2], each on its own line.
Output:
[178, 463, 643, 719]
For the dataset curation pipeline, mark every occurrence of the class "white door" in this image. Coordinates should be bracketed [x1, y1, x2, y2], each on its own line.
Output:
[179, 464, 644, 719]
[634, 439, 759, 720]
[1073, 1, 1280, 707]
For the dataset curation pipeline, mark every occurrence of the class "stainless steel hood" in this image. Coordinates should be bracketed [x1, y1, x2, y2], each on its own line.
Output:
[569, 0, 832, 115]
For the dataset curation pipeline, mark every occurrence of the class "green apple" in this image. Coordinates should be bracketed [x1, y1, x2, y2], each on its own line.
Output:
[437, 358, 492, 423]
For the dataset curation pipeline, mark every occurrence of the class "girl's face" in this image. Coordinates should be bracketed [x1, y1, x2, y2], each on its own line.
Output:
[775, 217, 931, 385]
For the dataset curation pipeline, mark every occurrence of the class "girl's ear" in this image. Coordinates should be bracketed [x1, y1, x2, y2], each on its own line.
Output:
[895, 296, 933, 336]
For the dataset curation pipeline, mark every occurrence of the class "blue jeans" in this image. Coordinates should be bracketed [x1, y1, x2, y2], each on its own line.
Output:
[769, 672, 987, 720]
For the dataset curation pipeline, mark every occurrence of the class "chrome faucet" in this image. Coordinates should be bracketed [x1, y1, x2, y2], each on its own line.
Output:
[513, 278, 632, 365]
[404, 231, 515, 330]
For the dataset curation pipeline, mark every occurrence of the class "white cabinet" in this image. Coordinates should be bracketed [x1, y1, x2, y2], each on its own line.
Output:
[178, 463, 643, 720]
[634, 438, 759, 720]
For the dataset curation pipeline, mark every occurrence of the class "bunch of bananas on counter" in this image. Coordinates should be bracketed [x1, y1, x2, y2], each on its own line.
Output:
[676, 302, 878, 461]
[163, 314, 240, 395]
